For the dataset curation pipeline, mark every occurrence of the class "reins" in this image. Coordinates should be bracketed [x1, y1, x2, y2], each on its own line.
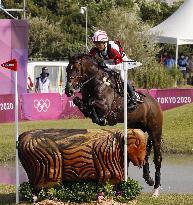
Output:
[81, 76, 95, 86]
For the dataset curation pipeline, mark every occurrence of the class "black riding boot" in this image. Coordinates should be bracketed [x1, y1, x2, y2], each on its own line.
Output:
[122, 81, 137, 110]
[127, 81, 137, 105]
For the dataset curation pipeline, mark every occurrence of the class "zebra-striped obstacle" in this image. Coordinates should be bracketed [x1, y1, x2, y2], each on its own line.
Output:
[18, 129, 146, 189]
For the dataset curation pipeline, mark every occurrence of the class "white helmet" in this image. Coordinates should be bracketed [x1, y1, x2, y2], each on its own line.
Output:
[92, 30, 109, 42]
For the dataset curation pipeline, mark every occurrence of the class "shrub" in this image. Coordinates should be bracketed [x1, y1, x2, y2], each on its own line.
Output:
[19, 182, 34, 203]
[116, 178, 143, 202]
[54, 181, 102, 203]
[20, 179, 142, 203]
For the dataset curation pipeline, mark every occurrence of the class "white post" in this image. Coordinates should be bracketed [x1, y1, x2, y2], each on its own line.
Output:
[15, 71, 19, 204]
[0, 0, 26, 19]
[80, 6, 88, 53]
[23, 0, 26, 19]
[174, 40, 179, 87]
[175, 41, 179, 68]
[85, 7, 88, 52]
[123, 61, 128, 181]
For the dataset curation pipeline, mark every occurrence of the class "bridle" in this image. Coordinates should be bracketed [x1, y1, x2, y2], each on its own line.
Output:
[68, 61, 96, 90]
[67, 58, 116, 91]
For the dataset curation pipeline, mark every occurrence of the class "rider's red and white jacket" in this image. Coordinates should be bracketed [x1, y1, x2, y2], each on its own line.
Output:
[89, 41, 129, 80]
[90, 41, 124, 64]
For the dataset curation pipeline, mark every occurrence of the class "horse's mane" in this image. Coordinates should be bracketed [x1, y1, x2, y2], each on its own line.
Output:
[69, 53, 112, 79]
[70, 53, 98, 66]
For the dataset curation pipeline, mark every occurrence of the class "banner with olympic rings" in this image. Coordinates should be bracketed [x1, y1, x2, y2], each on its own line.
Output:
[21, 93, 63, 120]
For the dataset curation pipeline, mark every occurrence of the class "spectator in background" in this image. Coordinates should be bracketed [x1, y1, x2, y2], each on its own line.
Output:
[178, 54, 188, 84]
[163, 54, 175, 69]
[35, 67, 50, 93]
[187, 54, 193, 85]
[160, 51, 168, 64]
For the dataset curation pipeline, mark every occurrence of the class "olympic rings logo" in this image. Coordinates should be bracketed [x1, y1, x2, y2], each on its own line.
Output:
[34, 99, 50, 112]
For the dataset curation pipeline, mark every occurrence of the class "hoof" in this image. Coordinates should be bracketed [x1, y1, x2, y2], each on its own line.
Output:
[152, 187, 160, 197]
[98, 118, 107, 126]
[93, 117, 107, 126]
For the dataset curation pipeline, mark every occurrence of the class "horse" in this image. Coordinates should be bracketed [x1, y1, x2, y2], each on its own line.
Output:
[65, 54, 163, 197]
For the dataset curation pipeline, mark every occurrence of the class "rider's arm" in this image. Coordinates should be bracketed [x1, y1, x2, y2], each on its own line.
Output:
[105, 47, 123, 71]
[105, 63, 122, 71]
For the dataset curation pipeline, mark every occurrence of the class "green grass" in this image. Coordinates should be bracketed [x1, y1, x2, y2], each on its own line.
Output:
[0, 185, 16, 205]
[162, 103, 193, 154]
[137, 193, 193, 205]
[0, 103, 193, 162]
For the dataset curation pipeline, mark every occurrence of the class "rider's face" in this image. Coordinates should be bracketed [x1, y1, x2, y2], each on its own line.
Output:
[94, 42, 107, 51]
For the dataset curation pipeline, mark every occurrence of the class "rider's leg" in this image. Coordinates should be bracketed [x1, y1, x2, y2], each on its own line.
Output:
[120, 70, 136, 105]
[127, 81, 137, 105]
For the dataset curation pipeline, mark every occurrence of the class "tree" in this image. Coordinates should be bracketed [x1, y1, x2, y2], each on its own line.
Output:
[136, 0, 184, 26]
[0, 0, 184, 87]
[28, 16, 69, 60]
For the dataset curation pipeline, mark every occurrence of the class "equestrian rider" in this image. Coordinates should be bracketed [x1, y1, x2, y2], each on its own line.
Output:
[89, 30, 137, 108]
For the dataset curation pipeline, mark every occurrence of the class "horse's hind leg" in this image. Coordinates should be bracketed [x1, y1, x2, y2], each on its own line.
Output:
[150, 129, 162, 197]
[143, 137, 154, 186]
[152, 130, 162, 189]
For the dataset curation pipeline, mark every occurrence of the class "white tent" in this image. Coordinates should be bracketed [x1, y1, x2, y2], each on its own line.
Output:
[149, 0, 193, 65]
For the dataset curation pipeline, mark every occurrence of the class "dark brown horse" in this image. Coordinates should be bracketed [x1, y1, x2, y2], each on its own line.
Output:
[65, 54, 163, 196]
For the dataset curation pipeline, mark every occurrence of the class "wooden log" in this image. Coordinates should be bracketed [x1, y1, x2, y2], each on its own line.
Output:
[18, 129, 146, 189]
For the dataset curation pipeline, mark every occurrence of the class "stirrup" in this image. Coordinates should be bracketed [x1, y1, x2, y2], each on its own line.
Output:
[132, 97, 137, 104]
[129, 96, 137, 105]
[127, 102, 137, 111]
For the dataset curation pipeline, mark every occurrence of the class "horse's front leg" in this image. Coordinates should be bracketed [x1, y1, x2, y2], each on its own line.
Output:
[73, 97, 92, 118]
[91, 99, 109, 126]
[73, 97, 104, 124]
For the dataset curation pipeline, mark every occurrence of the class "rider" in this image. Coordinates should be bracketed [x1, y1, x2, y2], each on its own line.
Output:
[89, 30, 137, 108]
